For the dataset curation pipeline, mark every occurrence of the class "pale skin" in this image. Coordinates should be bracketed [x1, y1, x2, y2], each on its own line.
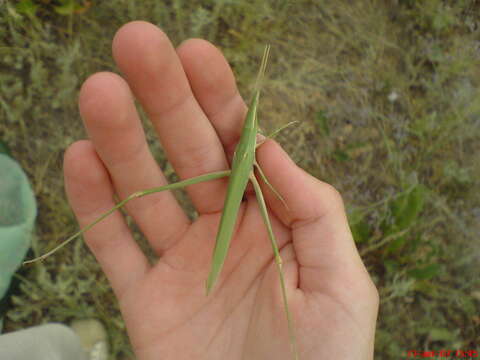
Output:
[63, 21, 379, 360]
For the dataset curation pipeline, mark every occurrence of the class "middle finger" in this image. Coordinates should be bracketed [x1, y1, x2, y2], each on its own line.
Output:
[112, 21, 229, 214]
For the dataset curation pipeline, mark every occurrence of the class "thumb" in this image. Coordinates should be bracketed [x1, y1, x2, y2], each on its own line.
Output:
[255, 139, 373, 292]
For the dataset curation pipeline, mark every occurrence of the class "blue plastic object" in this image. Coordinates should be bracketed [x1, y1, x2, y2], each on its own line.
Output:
[0, 154, 37, 302]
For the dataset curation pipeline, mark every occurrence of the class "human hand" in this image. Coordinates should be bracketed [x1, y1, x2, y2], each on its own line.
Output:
[63, 21, 379, 360]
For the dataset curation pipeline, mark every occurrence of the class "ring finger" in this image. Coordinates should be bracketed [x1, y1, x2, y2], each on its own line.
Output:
[78, 71, 190, 255]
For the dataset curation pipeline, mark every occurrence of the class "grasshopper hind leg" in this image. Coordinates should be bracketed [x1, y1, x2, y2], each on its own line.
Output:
[253, 160, 289, 211]
[249, 172, 299, 360]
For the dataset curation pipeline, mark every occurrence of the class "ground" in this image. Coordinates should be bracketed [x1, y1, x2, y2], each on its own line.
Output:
[0, 1, 479, 359]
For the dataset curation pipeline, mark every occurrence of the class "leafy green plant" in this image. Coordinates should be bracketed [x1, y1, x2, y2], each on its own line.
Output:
[386, 184, 426, 236]
[13, 0, 90, 19]
[348, 209, 372, 244]
[15, 0, 38, 17]
[408, 263, 441, 281]
[54, 0, 88, 16]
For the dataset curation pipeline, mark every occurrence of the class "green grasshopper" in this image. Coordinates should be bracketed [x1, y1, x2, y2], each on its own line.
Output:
[24, 45, 299, 360]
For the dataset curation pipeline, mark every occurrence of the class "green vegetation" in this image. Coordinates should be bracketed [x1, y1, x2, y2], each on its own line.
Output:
[1, 1, 479, 359]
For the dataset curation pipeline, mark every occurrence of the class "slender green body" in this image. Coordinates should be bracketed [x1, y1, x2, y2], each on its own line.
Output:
[205, 92, 259, 294]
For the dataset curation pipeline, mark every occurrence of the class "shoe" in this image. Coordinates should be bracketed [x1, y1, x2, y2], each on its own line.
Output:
[70, 318, 109, 360]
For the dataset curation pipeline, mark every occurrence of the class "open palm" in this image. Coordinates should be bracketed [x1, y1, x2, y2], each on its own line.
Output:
[63, 21, 379, 360]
